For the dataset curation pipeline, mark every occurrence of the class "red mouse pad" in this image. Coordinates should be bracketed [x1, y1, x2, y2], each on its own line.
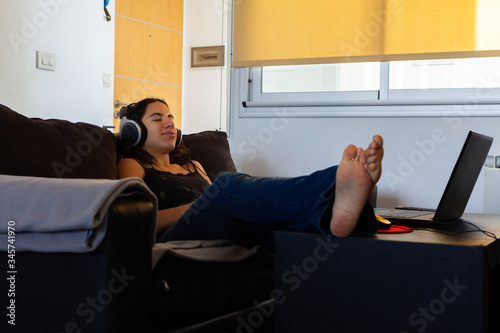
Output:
[378, 224, 413, 233]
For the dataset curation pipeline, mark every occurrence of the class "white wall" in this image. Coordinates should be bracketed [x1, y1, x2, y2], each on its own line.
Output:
[0, 0, 114, 126]
[181, 0, 230, 134]
[101, 1, 115, 128]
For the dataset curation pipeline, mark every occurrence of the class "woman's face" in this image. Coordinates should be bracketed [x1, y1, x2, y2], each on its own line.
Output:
[141, 101, 177, 154]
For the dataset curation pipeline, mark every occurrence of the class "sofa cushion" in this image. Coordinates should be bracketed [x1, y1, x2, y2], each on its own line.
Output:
[0, 104, 117, 179]
[182, 130, 237, 182]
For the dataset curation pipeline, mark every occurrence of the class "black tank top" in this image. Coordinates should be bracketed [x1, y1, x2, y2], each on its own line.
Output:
[142, 164, 210, 210]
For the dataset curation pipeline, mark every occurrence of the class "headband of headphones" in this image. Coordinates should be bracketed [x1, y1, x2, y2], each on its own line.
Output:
[118, 104, 182, 150]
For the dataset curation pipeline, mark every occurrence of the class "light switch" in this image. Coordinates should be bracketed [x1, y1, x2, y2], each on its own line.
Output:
[36, 51, 56, 71]
[103, 73, 112, 87]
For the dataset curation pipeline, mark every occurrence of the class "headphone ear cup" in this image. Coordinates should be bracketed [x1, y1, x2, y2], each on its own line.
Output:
[120, 118, 144, 147]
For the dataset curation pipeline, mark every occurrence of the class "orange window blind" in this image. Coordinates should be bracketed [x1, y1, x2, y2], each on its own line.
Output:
[233, 0, 500, 67]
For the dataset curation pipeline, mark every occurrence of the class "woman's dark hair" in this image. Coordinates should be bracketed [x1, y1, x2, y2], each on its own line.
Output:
[118, 97, 192, 167]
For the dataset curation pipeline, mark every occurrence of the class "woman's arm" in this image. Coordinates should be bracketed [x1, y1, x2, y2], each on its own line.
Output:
[192, 160, 212, 185]
[118, 158, 212, 235]
[156, 203, 192, 234]
[118, 158, 199, 234]
[155, 161, 213, 234]
[155, 161, 212, 234]
[153, 160, 213, 234]
[117, 158, 145, 179]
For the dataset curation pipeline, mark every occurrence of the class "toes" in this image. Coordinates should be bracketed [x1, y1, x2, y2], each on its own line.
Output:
[359, 149, 367, 165]
[356, 147, 363, 161]
[366, 163, 377, 173]
[342, 144, 358, 161]
[367, 135, 383, 151]
[373, 134, 383, 146]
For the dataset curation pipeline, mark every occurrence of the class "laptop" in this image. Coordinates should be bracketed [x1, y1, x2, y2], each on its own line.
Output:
[375, 130, 493, 223]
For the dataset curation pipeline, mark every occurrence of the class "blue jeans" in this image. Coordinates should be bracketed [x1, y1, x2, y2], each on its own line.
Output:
[157, 166, 378, 248]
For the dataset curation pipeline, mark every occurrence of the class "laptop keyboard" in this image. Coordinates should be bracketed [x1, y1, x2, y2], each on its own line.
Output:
[387, 210, 433, 218]
[374, 208, 434, 218]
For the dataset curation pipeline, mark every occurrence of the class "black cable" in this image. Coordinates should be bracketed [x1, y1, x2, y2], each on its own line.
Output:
[394, 220, 498, 240]
[392, 220, 500, 271]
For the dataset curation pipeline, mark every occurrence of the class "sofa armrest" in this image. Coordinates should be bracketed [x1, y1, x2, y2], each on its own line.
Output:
[1, 196, 156, 333]
[104, 196, 157, 332]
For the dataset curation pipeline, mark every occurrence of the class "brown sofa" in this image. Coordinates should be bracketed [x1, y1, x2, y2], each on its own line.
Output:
[0, 104, 273, 333]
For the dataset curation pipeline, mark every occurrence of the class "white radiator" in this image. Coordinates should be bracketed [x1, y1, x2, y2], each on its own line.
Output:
[484, 157, 500, 214]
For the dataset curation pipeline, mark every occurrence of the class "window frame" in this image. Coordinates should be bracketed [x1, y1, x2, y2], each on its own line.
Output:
[235, 62, 500, 118]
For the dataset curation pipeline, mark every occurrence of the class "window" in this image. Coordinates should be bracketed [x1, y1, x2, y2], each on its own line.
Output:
[389, 58, 500, 90]
[262, 62, 380, 93]
[238, 57, 500, 118]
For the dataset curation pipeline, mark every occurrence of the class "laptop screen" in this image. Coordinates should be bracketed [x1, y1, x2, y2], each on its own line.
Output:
[433, 131, 493, 221]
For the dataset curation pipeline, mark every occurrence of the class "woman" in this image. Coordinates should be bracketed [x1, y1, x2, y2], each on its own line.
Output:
[118, 98, 384, 247]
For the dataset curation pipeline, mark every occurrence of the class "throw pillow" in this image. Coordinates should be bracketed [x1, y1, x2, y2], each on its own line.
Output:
[182, 130, 236, 182]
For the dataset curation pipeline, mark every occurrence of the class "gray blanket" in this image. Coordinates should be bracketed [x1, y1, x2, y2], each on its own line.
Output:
[152, 239, 270, 268]
[0, 174, 157, 253]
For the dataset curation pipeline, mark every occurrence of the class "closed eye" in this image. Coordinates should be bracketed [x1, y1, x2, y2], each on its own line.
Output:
[149, 113, 163, 121]
[148, 112, 174, 122]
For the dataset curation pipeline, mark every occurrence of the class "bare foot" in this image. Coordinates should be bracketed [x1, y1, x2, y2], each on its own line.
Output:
[330, 135, 383, 238]
[360, 135, 383, 200]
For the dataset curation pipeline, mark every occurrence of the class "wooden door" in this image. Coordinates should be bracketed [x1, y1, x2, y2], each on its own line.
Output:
[113, 0, 183, 132]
